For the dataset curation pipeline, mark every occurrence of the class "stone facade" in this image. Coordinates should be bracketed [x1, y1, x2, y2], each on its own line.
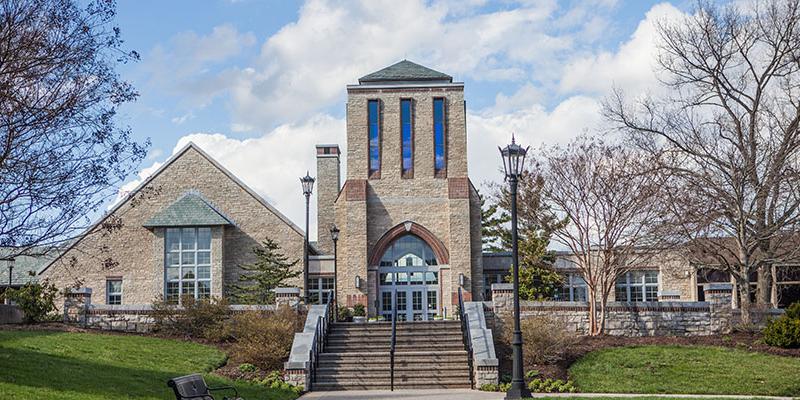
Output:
[316, 145, 341, 255]
[40, 144, 306, 305]
[332, 74, 483, 317]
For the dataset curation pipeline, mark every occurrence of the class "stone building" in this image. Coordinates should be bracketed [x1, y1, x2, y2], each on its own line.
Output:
[36, 60, 799, 313]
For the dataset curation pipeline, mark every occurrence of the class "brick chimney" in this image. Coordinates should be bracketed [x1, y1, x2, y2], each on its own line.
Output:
[315, 144, 341, 254]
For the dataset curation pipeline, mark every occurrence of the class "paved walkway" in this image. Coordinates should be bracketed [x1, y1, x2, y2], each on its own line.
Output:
[299, 390, 794, 400]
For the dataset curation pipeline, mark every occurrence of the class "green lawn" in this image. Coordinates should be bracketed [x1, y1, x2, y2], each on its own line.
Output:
[0, 330, 298, 400]
[569, 345, 800, 396]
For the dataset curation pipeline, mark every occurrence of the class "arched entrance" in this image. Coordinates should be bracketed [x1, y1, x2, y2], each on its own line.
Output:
[376, 234, 442, 321]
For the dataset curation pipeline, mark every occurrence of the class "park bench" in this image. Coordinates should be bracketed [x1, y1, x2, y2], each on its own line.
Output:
[167, 374, 242, 400]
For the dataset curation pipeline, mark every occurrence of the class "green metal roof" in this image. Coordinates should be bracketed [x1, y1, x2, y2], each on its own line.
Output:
[0, 248, 58, 286]
[359, 60, 452, 84]
[143, 193, 232, 228]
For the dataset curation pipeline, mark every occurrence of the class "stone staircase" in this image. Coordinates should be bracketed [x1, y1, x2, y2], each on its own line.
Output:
[312, 320, 472, 390]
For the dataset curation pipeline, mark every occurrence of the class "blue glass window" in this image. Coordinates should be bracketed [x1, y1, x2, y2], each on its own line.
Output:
[433, 98, 446, 173]
[368, 100, 381, 176]
[401, 99, 413, 175]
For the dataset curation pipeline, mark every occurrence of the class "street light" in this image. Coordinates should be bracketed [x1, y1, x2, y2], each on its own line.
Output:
[3, 257, 15, 305]
[330, 224, 340, 320]
[300, 172, 315, 303]
[498, 134, 531, 399]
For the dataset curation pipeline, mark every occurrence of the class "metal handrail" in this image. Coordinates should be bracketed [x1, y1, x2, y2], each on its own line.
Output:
[390, 289, 398, 391]
[458, 287, 475, 389]
[308, 301, 333, 391]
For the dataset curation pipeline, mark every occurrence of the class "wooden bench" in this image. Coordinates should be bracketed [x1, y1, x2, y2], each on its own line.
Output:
[167, 374, 241, 400]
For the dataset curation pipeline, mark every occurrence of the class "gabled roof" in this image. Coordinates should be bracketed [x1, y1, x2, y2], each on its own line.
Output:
[359, 60, 452, 84]
[39, 142, 311, 275]
[143, 193, 232, 227]
[0, 247, 59, 286]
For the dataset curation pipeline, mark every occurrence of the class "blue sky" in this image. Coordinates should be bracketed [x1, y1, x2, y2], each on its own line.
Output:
[112, 0, 693, 240]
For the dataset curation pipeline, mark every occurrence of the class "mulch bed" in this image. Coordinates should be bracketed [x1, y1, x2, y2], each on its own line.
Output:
[496, 331, 800, 381]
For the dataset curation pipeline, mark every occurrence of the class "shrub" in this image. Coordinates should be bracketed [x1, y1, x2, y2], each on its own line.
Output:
[254, 370, 303, 396]
[228, 307, 304, 371]
[479, 383, 499, 392]
[150, 296, 230, 340]
[352, 303, 365, 317]
[763, 315, 800, 348]
[6, 280, 58, 323]
[337, 306, 352, 322]
[785, 301, 800, 320]
[528, 378, 577, 393]
[499, 314, 578, 367]
[238, 363, 259, 373]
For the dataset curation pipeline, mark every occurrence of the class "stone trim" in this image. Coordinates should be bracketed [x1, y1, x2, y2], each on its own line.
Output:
[347, 86, 464, 94]
[344, 179, 367, 201]
[367, 221, 450, 266]
[448, 177, 469, 199]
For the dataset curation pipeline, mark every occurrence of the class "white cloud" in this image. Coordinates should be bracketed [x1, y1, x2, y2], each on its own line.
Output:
[559, 3, 685, 95]
[117, 114, 345, 241]
[140, 0, 619, 132]
[468, 95, 603, 190]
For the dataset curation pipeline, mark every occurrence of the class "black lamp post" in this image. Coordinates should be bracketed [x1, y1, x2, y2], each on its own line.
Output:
[330, 224, 340, 320]
[4, 257, 15, 305]
[499, 134, 531, 399]
[300, 172, 315, 303]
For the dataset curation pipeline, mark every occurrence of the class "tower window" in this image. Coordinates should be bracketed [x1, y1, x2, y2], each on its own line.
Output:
[433, 98, 446, 176]
[368, 100, 381, 177]
[401, 99, 413, 177]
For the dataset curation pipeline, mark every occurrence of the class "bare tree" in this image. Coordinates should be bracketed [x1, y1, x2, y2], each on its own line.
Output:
[535, 136, 668, 335]
[0, 0, 147, 256]
[605, 0, 800, 322]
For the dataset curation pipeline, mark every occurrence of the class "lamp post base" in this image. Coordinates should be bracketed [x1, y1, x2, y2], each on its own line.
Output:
[504, 385, 532, 399]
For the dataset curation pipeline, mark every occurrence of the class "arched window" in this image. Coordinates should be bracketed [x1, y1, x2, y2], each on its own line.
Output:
[379, 235, 438, 267]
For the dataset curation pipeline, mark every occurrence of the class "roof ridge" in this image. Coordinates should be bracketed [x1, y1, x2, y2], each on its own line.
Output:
[359, 60, 452, 83]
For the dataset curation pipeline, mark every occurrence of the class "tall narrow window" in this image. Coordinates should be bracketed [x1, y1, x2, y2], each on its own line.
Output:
[368, 100, 381, 177]
[401, 99, 413, 177]
[433, 98, 446, 175]
[165, 227, 212, 304]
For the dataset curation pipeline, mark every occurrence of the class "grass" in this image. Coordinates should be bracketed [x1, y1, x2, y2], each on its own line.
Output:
[569, 345, 800, 396]
[0, 330, 298, 400]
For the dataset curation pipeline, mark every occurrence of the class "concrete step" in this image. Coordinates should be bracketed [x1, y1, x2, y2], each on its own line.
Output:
[312, 380, 472, 391]
[317, 363, 469, 374]
[315, 369, 470, 379]
[327, 330, 461, 339]
[331, 322, 461, 332]
[324, 345, 465, 354]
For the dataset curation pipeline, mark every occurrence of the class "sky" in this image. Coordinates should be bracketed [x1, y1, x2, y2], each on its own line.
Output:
[112, 0, 695, 241]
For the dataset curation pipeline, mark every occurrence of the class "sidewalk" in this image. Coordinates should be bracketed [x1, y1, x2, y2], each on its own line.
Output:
[299, 390, 795, 400]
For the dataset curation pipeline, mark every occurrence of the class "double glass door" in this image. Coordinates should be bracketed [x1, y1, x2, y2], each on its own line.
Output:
[378, 267, 439, 321]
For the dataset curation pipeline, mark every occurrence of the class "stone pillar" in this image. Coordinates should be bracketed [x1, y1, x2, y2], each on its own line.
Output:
[491, 283, 514, 316]
[704, 283, 733, 334]
[316, 145, 340, 255]
[274, 287, 301, 309]
[64, 288, 92, 326]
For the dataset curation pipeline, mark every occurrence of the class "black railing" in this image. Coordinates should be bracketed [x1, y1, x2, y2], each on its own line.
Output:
[389, 289, 398, 391]
[458, 287, 475, 389]
[307, 301, 333, 391]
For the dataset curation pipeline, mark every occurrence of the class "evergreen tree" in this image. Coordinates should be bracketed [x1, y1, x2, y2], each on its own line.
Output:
[487, 171, 565, 300]
[480, 190, 510, 252]
[231, 238, 301, 304]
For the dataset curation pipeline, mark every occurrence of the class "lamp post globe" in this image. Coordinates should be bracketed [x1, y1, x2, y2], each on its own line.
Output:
[300, 172, 315, 303]
[498, 134, 531, 399]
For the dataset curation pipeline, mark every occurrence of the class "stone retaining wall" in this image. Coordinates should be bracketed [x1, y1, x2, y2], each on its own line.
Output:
[0, 304, 23, 324]
[490, 283, 778, 336]
[63, 287, 281, 333]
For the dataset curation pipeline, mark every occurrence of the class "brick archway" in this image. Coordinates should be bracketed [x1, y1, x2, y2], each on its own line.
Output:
[368, 221, 449, 266]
